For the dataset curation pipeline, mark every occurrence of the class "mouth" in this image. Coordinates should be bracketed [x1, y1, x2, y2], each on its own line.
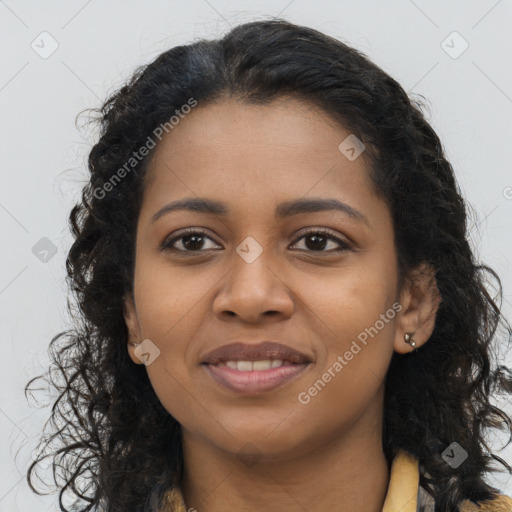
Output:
[201, 341, 312, 394]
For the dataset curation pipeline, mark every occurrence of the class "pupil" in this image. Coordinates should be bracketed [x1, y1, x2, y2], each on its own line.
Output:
[306, 234, 326, 250]
[184, 235, 204, 250]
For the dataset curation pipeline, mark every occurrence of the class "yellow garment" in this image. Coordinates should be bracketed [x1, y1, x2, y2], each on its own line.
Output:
[161, 449, 512, 511]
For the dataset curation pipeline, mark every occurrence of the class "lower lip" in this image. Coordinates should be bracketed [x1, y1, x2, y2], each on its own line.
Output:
[203, 363, 310, 394]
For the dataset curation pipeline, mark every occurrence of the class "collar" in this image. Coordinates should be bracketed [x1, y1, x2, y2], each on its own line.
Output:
[380, 450, 512, 512]
[381, 449, 419, 512]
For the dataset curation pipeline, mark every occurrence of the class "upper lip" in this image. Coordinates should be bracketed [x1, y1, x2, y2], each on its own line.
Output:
[201, 341, 311, 365]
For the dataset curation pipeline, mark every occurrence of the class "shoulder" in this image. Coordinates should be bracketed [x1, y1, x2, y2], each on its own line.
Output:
[460, 494, 512, 512]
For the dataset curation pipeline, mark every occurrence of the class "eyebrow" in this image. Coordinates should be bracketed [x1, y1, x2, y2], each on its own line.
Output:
[151, 197, 370, 226]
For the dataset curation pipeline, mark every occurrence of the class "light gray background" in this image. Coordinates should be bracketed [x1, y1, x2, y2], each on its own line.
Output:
[1, 1, 511, 510]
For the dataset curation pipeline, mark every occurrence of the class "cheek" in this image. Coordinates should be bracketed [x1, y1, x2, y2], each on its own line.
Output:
[305, 255, 398, 340]
[302, 253, 398, 390]
[145, 365, 217, 441]
[133, 255, 209, 344]
[132, 262, 213, 421]
[295, 301, 395, 440]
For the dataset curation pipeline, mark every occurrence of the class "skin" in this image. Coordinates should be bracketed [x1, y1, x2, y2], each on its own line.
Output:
[123, 96, 441, 512]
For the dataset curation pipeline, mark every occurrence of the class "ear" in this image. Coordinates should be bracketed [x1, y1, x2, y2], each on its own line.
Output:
[123, 293, 144, 365]
[394, 263, 442, 354]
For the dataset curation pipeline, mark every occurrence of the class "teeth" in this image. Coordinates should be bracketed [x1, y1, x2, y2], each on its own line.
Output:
[217, 359, 285, 371]
[237, 361, 254, 371]
[253, 360, 272, 370]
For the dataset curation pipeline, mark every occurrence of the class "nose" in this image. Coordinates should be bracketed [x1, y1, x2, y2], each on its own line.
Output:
[212, 250, 295, 324]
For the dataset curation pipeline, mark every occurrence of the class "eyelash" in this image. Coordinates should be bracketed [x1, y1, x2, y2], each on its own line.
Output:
[161, 227, 352, 255]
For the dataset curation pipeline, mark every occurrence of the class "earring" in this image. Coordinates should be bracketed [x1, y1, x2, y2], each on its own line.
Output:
[404, 332, 416, 348]
[130, 341, 141, 347]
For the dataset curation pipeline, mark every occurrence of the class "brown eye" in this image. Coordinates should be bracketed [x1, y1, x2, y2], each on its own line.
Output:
[161, 229, 221, 252]
[290, 229, 352, 253]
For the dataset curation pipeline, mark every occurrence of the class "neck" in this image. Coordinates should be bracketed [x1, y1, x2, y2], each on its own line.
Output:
[180, 397, 390, 512]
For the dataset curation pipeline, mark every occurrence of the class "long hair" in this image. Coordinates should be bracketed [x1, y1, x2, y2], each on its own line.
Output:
[25, 18, 512, 512]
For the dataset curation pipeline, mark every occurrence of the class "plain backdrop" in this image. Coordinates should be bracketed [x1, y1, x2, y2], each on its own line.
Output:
[1, 1, 511, 510]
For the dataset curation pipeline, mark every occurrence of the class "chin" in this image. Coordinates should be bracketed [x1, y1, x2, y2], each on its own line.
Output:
[214, 422, 311, 459]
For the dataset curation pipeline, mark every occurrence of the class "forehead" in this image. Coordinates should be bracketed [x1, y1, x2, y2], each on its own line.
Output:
[147, 96, 359, 169]
[140, 96, 380, 223]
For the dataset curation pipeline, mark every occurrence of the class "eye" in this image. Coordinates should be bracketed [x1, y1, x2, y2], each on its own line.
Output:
[160, 227, 352, 254]
[290, 228, 352, 253]
[161, 228, 221, 253]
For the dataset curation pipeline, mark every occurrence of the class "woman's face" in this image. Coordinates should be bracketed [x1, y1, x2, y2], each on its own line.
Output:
[124, 96, 414, 461]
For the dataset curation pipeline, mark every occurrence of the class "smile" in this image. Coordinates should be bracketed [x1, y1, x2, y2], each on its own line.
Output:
[203, 360, 311, 394]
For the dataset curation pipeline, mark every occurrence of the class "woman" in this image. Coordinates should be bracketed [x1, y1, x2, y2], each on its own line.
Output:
[26, 18, 512, 512]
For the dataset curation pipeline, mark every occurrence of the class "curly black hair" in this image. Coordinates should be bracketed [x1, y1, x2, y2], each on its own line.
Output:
[25, 18, 512, 512]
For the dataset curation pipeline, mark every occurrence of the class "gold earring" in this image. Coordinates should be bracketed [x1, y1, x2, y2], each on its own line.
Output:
[404, 332, 416, 348]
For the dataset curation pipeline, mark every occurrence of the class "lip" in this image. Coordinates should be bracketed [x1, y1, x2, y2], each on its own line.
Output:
[201, 341, 311, 365]
[204, 362, 311, 394]
[201, 341, 312, 394]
